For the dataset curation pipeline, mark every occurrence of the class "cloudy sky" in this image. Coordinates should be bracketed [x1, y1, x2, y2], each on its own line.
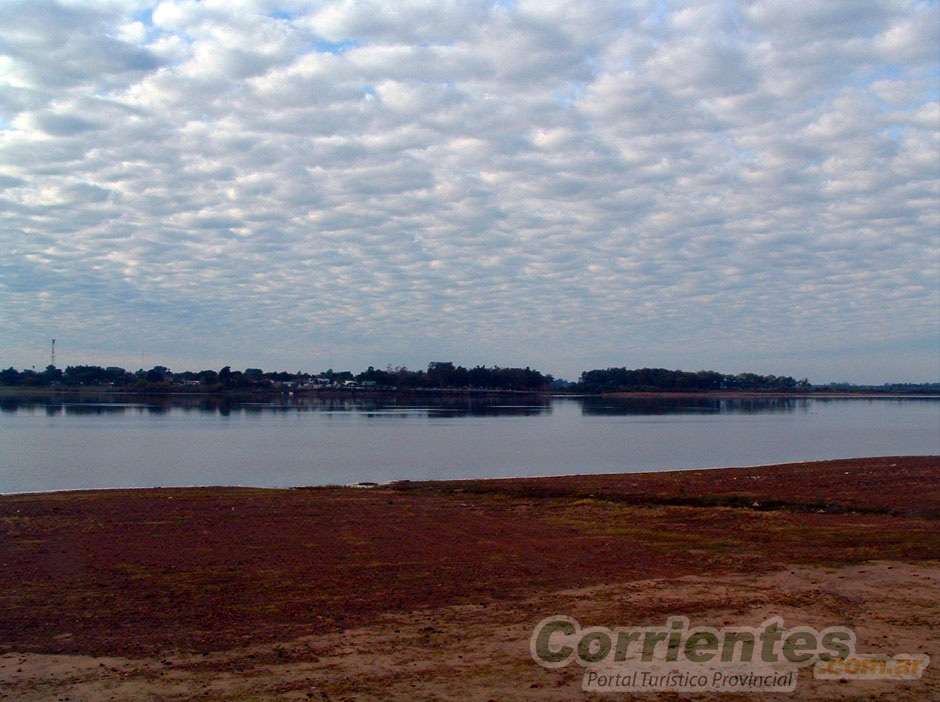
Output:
[0, 0, 937, 383]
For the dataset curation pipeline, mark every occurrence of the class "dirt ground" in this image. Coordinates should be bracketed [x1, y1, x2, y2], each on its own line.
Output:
[1, 456, 937, 701]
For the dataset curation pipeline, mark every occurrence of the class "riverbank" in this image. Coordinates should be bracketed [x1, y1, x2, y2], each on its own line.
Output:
[0, 456, 937, 700]
[2, 385, 938, 399]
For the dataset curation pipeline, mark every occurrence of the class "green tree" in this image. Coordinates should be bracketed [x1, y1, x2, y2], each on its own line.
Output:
[0, 367, 21, 385]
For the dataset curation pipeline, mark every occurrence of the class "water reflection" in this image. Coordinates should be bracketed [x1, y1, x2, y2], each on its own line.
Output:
[0, 392, 555, 418]
[2, 392, 937, 420]
[578, 397, 813, 415]
[2, 392, 891, 419]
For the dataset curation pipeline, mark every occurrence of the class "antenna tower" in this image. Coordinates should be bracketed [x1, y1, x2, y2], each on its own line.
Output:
[51, 339, 56, 367]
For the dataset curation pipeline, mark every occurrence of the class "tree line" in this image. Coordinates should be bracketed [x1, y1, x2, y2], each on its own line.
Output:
[0, 362, 554, 392]
[2, 362, 936, 394]
[577, 367, 809, 392]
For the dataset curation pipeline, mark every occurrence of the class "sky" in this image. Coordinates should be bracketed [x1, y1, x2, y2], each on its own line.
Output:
[0, 0, 938, 384]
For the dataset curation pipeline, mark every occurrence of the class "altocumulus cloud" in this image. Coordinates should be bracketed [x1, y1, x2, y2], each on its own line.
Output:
[0, 0, 937, 382]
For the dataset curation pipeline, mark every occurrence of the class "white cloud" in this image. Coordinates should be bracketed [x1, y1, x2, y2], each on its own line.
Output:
[0, 0, 937, 382]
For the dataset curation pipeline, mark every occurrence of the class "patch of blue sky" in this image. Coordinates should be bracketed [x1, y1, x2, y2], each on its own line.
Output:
[716, 134, 756, 162]
[418, 39, 453, 49]
[864, 65, 936, 112]
[314, 39, 360, 55]
[646, 0, 669, 27]
[883, 125, 904, 140]
[583, 55, 600, 77]
[854, 64, 903, 92]
[131, 7, 153, 25]
[724, 2, 743, 31]
[554, 81, 586, 106]
[926, 71, 939, 101]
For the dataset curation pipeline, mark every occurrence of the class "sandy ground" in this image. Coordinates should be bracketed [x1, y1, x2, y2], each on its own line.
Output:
[1, 561, 936, 701]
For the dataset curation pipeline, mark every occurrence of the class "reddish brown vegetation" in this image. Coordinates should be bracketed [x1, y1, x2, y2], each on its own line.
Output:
[396, 456, 940, 518]
[0, 456, 936, 658]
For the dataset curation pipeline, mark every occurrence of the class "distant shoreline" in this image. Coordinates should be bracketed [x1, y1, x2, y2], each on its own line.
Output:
[1, 385, 937, 399]
[599, 390, 940, 399]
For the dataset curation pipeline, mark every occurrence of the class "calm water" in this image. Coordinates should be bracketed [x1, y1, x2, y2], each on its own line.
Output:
[1, 394, 937, 493]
